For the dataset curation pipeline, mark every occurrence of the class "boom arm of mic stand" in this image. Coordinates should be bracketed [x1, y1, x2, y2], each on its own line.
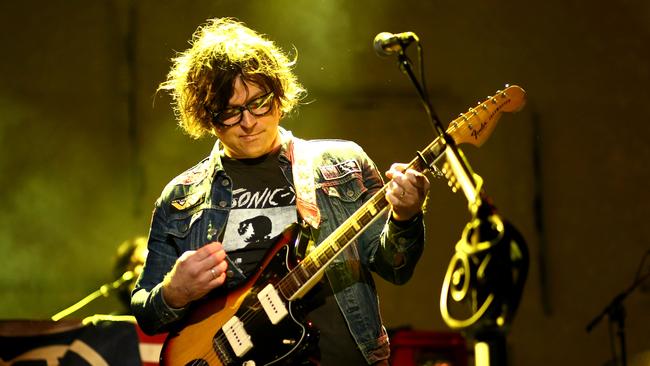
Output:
[585, 268, 650, 366]
[586, 260, 650, 333]
[51, 271, 135, 321]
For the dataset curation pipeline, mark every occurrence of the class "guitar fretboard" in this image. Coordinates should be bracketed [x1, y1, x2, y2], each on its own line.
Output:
[277, 138, 444, 300]
[275, 85, 523, 301]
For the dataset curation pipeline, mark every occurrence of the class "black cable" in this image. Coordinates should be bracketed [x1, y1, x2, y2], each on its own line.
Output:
[417, 43, 430, 104]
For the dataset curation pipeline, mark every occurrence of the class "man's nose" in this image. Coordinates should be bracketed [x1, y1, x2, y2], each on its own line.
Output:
[239, 110, 257, 128]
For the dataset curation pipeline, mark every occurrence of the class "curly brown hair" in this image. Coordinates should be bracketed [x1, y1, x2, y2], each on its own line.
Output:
[158, 18, 306, 139]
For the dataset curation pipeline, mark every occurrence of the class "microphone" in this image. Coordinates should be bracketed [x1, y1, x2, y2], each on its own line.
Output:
[373, 31, 419, 56]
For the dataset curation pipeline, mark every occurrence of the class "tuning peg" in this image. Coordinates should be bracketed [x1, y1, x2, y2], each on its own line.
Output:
[447, 178, 460, 193]
[441, 163, 450, 176]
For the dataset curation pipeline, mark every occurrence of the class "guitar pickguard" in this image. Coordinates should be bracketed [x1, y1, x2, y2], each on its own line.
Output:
[162, 225, 317, 366]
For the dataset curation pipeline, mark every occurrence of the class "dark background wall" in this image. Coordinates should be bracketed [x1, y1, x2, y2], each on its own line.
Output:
[1, 1, 648, 365]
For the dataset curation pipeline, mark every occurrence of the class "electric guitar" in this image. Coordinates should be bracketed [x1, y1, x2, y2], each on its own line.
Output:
[160, 85, 527, 366]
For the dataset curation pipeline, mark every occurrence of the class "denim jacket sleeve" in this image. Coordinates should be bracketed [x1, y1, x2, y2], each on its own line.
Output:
[372, 212, 425, 284]
[317, 141, 425, 285]
[361, 153, 426, 285]
[130, 198, 190, 335]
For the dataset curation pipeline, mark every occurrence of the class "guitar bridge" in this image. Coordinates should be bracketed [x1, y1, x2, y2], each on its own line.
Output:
[223, 316, 254, 357]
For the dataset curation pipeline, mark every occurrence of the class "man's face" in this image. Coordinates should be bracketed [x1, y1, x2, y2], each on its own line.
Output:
[213, 76, 282, 159]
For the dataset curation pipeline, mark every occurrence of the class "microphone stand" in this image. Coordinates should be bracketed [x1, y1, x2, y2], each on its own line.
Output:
[585, 254, 650, 366]
[384, 41, 529, 366]
[51, 271, 136, 321]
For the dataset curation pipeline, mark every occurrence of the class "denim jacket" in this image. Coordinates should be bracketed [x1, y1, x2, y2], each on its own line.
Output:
[131, 128, 425, 364]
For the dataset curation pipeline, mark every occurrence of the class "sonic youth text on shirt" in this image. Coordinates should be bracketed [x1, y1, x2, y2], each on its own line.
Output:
[231, 187, 294, 209]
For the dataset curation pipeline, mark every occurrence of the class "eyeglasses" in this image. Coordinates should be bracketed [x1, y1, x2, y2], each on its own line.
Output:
[206, 92, 275, 127]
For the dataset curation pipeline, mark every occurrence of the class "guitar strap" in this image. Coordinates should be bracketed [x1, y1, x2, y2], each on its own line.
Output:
[289, 137, 321, 230]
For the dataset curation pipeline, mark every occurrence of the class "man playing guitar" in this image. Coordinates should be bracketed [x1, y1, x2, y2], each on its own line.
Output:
[131, 17, 430, 366]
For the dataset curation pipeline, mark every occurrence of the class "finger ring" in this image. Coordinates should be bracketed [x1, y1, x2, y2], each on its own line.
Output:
[400, 189, 406, 198]
[210, 268, 217, 280]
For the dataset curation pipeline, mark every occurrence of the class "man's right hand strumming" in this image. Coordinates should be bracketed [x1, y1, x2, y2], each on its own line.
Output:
[162, 242, 229, 309]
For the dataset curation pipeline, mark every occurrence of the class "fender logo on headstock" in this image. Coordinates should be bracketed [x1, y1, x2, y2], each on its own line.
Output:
[449, 85, 526, 148]
[470, 121, 488, 140]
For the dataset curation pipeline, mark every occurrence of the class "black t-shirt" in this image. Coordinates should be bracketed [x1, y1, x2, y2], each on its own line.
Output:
[221, 150, 297, 276]
[221, 150, 368, 365]
[301, 281, 369, 365]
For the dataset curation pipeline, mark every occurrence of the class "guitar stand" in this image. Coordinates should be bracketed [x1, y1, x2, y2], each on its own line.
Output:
[440, 201, 529, 366]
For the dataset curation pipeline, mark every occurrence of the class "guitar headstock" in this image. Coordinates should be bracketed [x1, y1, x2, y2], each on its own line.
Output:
[448, 85, 526, 147]
[442, 85, 526, 205]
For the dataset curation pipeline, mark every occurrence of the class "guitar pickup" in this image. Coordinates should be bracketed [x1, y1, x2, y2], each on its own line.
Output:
[258, 284, 289, 324]
[223, 316, 254, 357]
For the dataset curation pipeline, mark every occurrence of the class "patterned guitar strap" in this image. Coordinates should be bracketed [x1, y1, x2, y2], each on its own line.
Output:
[289, 137, 320, 257]
[289, 137, 321, 255]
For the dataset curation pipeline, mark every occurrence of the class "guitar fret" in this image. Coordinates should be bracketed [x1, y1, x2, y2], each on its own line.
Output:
[290, 273, 301, 289]
[335, 238, 347, 250]
[304, 260, 318, 276]
[316, 252, 327, 266]
[372, 196, 388, 210]
[298, 263, 310, 281]
[324, 245, 335, 259]
[343, 227, 356, 241]
[330, 239, 340, 251]
[278, 274, 297, 298]
[368, 205, 376, 216]
[310, 253, 321, 267]
[359, 210, 373, 225]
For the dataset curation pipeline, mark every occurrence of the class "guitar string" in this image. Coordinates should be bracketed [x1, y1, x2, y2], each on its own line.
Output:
[275, 192, 387, 296]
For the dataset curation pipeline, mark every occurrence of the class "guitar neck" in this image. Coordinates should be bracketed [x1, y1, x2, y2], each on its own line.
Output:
[278, 137, 445, 301]
[277, 85, 526, 301]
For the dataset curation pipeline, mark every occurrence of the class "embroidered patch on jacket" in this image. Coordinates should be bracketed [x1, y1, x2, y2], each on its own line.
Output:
[172, 162, 209, 185]
[171, 193, 204, 211]
[319, 160, 361, 180]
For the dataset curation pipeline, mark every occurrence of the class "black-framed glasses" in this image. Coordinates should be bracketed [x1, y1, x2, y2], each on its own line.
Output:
[206, 92, 275, 127]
